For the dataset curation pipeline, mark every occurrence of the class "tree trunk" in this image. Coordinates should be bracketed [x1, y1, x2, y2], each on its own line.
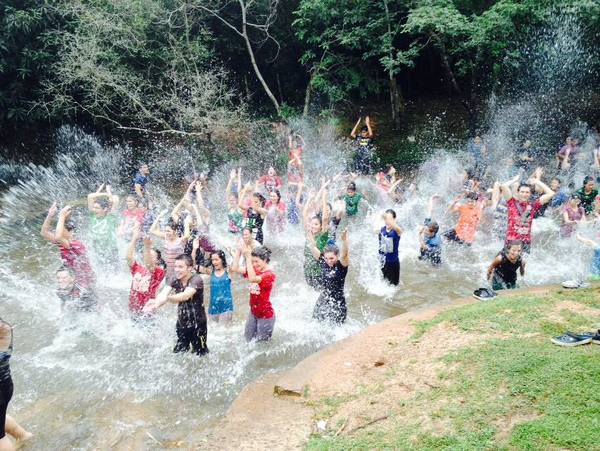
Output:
[389, 76, 403, 128]
[240, 0, 280, 114]
[303, 74, 312, 117]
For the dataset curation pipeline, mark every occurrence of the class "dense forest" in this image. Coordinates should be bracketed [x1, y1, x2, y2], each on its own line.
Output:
[1, 0, 599, 153]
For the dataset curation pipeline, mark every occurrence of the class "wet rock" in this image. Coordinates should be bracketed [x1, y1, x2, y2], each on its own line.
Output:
[273, 385, 304, 397]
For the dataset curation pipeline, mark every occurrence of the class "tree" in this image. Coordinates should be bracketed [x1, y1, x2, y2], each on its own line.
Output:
[196, 0, 282, 114]
[40, 0, 247, 136]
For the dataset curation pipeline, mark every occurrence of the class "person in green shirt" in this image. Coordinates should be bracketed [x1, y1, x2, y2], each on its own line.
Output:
[87, 183, 120, 268]
[342, 182, 364, 217]
[303, 216, 329, 289]
[576, 176, 598, 216]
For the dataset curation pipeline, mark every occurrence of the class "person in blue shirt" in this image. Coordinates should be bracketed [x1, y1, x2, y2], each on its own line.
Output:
[133, 163, 150, 199]
[378, 209, 402, 285]
[548, 177, 568, 208]
[419, 195, 442, 266]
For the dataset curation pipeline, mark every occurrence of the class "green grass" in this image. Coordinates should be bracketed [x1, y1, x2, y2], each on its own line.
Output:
[306, 287, 600, 451]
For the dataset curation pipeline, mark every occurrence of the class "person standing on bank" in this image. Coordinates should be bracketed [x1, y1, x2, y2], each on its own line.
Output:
[379, 209, 402, 285]
[143, 254, 208, 356]
[0, 318, 33, 451]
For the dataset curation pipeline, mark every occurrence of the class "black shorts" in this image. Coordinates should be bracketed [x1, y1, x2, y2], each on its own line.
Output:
[0, 377, 14, 439]
[313, 294, 347, 324]
[381, 260, 400, 285]
[443, 229, 470, 246]
[174, 324, 209, 356]
[419, 249, 442, 266]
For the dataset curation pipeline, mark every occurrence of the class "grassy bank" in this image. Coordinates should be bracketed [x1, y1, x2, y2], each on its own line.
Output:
[306, 287, 600, 450]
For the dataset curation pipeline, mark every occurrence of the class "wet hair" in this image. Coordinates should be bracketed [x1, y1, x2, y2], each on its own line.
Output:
[139, 162, 148, 169]
[466, 192, 479, 201]
[360, 126, 368, 133]
[272, 189, 282, 203]
[241, 226, 253, 235]
[211, 250, 228, 269]
[311, 215, 323, 226]
[251, 246, 271, 263]
[505, 240, 523, 250]
[126, 194, 139, 205]
[384, 209, 397, 218]
[174, 253, 193, 267]
[153, 248, 167, 269]
[253, 192, 266, 207]
[94, 198, 111, 210]
[323, 244, 340, 256]
[64, 220, 76, 232]
[517, 183, 532, 192]
[427, 221, 439, 234]
[165, 219, 178, 231]
[347, 182, 357, 192]
[570, 194, 582, 201]
[551, 177, 561, 184]
[583, 176, 594, 185]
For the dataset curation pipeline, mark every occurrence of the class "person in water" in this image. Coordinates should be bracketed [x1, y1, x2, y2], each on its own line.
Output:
[500, 168, 554, 253]
[487, 241, 525, 290]
[56, 266, 97, 314]
[350, 116, 375, 174]
[308, 229, 350, 324]
[41, 203, 96, 289]
[133, 163, 150, 199]
[197, 250, 235, 323]
[225, 168, 244, 234]
[342, 182, 366, 217]
[231, 246, 277, 342]
[303, 207, 330, 289]
[264, 189, 287, 236]
[576, 176, 598, 217]
[126, 230, 165, 318]
[419, 196, 442, 266]
[238, 184, 267, 244]
[576, 234, 600, 280]
[443, 192, 485, 246]
[118, 194, 144, 243]
[87, 183, 120, 268]
[144, 254, 208, 356]
[256, 167, 283, 194]
[378, 209, 402, 286]
[0, 318, 33, 451]
[149, 211, 191, 283]
[559, 195, 586, 238]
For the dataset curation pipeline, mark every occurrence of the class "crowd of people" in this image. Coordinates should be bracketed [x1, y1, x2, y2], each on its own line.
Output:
[2, 119, 600, 448]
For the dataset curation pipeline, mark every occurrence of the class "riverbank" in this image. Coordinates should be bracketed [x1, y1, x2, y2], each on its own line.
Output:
[193, 284, 600, 450]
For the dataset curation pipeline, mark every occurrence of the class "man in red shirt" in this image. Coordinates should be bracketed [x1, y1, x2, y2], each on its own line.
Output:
[126, 232, 165, 316]
[500, 169, 554, 253]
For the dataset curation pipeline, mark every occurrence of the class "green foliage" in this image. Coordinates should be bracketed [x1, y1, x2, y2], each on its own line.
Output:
[306, 287, 600, 450]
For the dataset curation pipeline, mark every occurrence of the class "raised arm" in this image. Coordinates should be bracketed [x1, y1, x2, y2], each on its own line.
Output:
[243, 247, 263, 283]
[238, 183, 252, 211]
[340, 229, 349, 267]
[105, 184, 120, 213]
[230, 248, 246, 275]
[365, 116, 373, 138]
[500, 174, 520, 201]
[350, 117, 361, 139]
[126, 228, 140, 268]
[55, 206, 73, 248]
[149, 212, 166, 239]
[535, 179, 555, 205]
[41, 202, 59, 242]
[225, 169, 236, 199]
[142, 235, 155, 271]
[87, 183, 106, 210]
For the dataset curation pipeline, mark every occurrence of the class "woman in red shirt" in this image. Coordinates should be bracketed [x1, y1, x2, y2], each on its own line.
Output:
[126, 230, 166, 317]
[232, 246, 276, 342]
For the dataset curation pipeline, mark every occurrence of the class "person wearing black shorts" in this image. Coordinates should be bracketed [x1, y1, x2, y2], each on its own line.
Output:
[144, 254, 208, 356]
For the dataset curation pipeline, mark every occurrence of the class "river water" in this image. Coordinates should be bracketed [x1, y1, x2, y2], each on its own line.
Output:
[0, 123, 597, 449]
